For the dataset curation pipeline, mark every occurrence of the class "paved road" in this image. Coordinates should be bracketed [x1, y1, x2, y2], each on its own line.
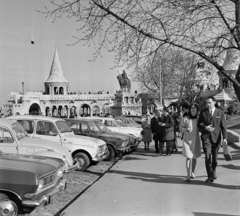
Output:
[63, 139, 240, 216]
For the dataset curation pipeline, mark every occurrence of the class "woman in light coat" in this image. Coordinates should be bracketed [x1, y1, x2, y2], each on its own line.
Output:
[181, 103, 201, 182]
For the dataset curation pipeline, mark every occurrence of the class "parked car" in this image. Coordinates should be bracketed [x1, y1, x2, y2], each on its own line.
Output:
[64, 118, 130, 161]
[80, 117, 140, 151]
[0, 118, 77, 173]
[114, 116, 141, 128]
[125, 115, 143, 125]
[94, 119, 140, 151]
[0, 151, 66, 215]
[7, 115, 108, 171]
[87, 117, 142, 142]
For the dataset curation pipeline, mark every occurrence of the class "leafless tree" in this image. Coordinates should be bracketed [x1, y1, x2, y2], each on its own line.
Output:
[135, 48, 210, 104]
[42, 0, 240, 101]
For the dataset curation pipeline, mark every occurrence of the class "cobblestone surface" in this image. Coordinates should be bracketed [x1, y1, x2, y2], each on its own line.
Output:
[24, 157, 121, 216]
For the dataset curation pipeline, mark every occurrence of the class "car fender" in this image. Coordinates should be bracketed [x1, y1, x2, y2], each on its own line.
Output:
[62, 142, 98, 158]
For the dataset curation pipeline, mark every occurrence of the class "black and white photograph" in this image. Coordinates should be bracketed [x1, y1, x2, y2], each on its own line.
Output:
[0, 1, 240, 216]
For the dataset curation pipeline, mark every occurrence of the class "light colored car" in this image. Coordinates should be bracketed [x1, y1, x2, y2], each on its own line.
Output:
[7, 115, 108, 171]
[83, 117, 142, 142]
[0, 118, 76, 173]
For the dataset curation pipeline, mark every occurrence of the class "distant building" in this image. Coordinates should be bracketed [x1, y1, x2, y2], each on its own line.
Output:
[1, 48, 142, 117]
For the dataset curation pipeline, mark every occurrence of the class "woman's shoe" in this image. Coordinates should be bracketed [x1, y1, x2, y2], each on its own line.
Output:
[186, 178, 191, 182]
[190, 173, 195, 179]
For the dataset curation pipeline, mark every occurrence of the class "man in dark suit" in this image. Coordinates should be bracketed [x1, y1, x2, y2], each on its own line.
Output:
[151, 109, 161, 153]
[198, 97, 227, 183]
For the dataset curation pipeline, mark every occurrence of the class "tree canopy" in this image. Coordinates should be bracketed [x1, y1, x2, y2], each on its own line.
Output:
[43, 0, 240, 101]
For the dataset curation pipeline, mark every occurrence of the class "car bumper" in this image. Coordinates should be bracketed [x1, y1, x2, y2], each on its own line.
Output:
[22, 179, 67, 207]
[116, 145, 131, 154]
[64, 163, 79, 173]
[92, 148, 109, 162]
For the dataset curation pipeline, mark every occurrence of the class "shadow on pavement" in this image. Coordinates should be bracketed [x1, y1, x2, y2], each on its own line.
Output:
[108, 170, 240, 190]
[124, 156, 147, 161]
[220, 164, 240, 170]
[193, 212, 239, 216]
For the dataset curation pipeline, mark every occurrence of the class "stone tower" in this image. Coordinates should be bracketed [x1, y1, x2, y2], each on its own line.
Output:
[44, 47, 69, 95]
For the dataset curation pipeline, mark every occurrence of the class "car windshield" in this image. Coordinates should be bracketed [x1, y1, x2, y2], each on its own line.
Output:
[56, 121, 72, 133]
[117, 120, 126, 127]
[128, 118, 135, 124]
[114, 119, 122, 127]
[88, 122, 100, 133]
[11, 123, 28, 140]
[95, 121, 110, 132]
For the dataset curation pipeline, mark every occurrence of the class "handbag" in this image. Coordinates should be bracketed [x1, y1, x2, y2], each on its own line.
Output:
[141, 130, 144, 135]
[223, 145, 232, 161]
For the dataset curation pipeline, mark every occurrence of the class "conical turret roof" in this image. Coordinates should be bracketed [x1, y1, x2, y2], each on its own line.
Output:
[45, 48, 68, 83]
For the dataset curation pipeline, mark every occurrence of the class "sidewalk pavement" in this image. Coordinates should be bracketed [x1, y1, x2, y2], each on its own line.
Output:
[63, 139, 240, 216]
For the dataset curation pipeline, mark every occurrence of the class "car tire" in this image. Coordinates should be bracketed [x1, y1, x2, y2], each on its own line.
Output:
[104, 145, 115, 161]
[73, 152, 90, 171]
[0, 193, 21, 216]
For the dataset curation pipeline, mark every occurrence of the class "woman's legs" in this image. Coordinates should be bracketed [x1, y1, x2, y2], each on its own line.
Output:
[147, 142, 150, 150]
[144, 142, 147, 150]
[186, 158, 192, 181]
[191, 159, 197, 178]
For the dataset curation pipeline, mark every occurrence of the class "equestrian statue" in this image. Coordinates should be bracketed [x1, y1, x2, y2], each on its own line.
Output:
[117, 70, 131, 92]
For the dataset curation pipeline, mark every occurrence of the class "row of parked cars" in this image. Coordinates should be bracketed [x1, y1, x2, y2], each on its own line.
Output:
[0, 115, 142, 215]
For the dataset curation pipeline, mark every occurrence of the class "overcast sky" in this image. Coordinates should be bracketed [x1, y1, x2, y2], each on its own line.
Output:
[0, 0, 138, 103]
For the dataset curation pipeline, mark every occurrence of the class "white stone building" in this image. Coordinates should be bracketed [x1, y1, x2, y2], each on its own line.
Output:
[1, 48, 142, 117]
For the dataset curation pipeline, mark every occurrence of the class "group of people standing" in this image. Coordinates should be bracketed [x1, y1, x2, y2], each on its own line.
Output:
[141, 106, 177, 156]
[141, 96, 228, 183]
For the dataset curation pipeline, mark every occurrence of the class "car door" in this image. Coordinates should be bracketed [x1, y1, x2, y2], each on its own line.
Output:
[0, 127, 18, 154]
[78, 122, 94, 138]
[34, 120, 62, 144]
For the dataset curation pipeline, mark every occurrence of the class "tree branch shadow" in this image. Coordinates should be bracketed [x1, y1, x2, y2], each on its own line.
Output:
[108, 170, 240, 190]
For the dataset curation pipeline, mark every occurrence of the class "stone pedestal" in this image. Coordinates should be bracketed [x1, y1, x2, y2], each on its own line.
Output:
[111, 90, 142, 116]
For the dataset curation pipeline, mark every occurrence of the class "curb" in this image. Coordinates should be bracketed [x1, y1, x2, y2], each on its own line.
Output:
[25, 157, 123, 216]
[55, 156, 124, 216]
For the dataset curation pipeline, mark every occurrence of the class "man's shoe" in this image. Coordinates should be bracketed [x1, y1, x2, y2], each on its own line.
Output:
[205, 177, 214, 183]
[213, 175, 217, 180]
[158, 153, 162, 156]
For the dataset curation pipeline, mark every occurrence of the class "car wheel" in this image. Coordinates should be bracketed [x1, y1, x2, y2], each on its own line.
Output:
[73, 152, 90, 171]
[0, 193, 20, 216]
[104, 145, 115, 161]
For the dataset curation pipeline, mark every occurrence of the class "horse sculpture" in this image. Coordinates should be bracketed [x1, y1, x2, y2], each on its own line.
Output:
[117, 70, 131, 92]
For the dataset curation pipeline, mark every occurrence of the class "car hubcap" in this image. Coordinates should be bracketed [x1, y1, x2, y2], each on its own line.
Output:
[75, 157, 85, 168]
[0, 200, 18, 216]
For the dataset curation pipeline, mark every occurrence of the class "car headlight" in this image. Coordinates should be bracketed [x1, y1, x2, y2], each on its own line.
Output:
[121, 141, 128, 147]
[56, 167, 64, 178]
[36, 179, 44, 192]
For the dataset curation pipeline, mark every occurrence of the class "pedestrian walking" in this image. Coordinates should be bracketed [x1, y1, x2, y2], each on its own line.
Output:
[160, 107, 175, 156]
[141, 114, 152, 150]
[181, 103, 201, 182]
[198, 97, 228, 183]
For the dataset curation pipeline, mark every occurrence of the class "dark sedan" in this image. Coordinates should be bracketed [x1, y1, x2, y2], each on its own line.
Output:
[65, 118, 130, 161]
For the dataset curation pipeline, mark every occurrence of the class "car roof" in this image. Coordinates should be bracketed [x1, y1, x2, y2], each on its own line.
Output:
[64, 118, 96, 123]
[79, 117, 114, 121]
[7, 115, 66, 122]
[114, 116, 130, 119]
[0, 118, 18, 128]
